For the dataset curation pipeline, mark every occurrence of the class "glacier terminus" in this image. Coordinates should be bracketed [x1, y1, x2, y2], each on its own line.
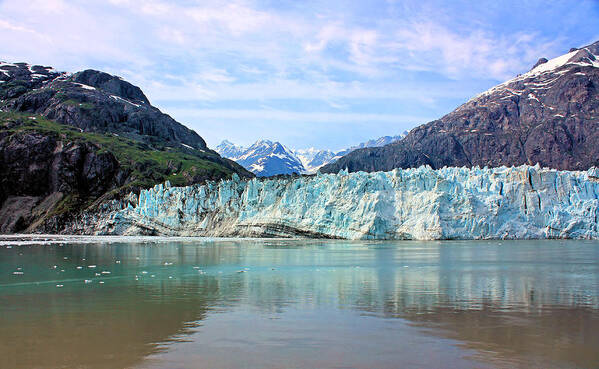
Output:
[87, 165, 599, 240]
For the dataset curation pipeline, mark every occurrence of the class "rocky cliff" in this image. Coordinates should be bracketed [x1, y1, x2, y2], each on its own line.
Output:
[0, 62, 251, 233]
[322, 41, 599, 173]
[91, 165, 599, 240]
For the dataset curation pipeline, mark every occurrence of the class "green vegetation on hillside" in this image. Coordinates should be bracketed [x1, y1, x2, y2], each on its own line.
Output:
[1, 111, 238, 191]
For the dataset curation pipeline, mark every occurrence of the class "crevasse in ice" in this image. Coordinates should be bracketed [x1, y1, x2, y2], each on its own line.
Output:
[96, 165, 599, 240]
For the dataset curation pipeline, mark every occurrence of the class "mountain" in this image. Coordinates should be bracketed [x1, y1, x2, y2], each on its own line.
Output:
[293, 148, 337, 173]
[215, 139, 246, 159]
[216, 139, 304, 176]
[334, 134, 406, 157]
[217, 134, 406, 175]
[294, 134, 406, 173]
[0, 61, 251, 233]
[322, 41, 599, 173]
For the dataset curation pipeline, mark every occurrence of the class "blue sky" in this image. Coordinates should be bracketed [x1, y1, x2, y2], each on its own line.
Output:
[1, 0, 598, 151]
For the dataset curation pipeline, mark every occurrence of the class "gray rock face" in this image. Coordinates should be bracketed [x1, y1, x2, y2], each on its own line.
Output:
[0, 127, 124, 233]
[322, 41, 599, 173]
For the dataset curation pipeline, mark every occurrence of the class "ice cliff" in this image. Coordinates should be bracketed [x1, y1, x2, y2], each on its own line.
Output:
[94, 165, 599, 240]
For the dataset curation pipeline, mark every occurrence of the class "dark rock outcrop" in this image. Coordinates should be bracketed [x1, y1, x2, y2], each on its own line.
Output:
[531, 57, 548, 70]
[0, 128, 125, 233]
[72, 69, 150, 105]
[322, 40, 599, 173]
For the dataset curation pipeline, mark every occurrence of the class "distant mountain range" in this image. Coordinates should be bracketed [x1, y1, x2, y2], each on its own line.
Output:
[220, 140, 304, 177]
[216, 134, 406, 176]
[322, 40, 599, 173]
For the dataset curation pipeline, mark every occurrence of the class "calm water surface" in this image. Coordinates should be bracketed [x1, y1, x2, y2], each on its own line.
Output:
[1, 238, 598, 369]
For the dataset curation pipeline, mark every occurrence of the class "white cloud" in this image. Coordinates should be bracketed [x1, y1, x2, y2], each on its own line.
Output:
[0, 0, 592, 148]
[0, 19, 37, 34]
[0, 0, 565, 84]
[167, 108, 428, 124]
[142, 77, 476, 104]
[198, 69, 236, 83]
[157, 27, 186, 45]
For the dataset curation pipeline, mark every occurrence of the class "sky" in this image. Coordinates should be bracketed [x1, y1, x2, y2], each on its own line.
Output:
[0, 0, 598, 151]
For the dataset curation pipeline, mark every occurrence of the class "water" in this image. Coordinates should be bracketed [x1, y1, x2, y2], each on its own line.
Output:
[1, 238, 598, 369]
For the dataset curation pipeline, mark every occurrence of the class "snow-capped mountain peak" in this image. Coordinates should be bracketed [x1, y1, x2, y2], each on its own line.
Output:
[215, 140, 246, 159]
[473, 41, 599, 101]
[293, 148, 336, 174]
[527, 46, 598, 75]
[216, 133, 408, 176]
[216, 139, 304, 177]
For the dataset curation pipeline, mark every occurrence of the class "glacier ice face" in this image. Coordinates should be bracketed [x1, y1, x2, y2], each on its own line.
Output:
[94, 165, 599, 240]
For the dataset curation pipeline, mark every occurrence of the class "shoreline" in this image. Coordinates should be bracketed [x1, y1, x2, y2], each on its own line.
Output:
[1, 234, 597, 246]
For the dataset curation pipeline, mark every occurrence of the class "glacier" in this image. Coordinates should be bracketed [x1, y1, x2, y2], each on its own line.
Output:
[93, 165, 599, 240]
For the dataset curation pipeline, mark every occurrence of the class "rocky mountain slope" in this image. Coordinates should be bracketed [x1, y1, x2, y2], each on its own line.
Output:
[217, 134, 405, 176]
[92, 165, 599, 240]
[0, 62, 251, 233]
[322, 41, 599, 173]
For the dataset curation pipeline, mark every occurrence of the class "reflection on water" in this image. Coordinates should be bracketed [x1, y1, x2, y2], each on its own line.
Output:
[1, 239, 598, 368]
